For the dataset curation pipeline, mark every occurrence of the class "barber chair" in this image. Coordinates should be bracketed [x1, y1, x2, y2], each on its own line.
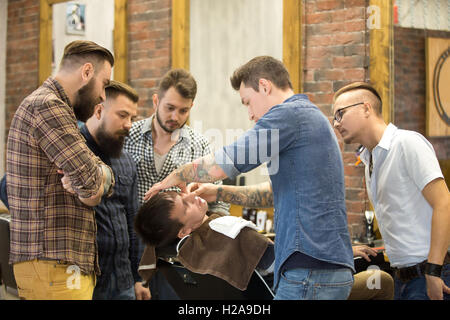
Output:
[0, 214, 17, 292]
[151, 244, 274, 300]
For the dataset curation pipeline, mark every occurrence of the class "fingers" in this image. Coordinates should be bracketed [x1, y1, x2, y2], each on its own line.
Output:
[443, 283, 450, 294]
[186, 183, 200, 193]
[143, 185, 160, 201]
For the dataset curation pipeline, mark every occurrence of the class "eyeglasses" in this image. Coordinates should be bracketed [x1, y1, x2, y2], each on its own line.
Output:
[333, 102, 364, 124]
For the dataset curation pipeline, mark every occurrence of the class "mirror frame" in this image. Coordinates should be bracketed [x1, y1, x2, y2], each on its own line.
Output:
[369, 0, 394, 123]
[39, 0, 128, 84]
[172, 0, 303, 93]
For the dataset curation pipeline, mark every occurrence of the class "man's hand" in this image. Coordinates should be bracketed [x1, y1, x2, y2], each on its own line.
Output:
[58, 168, 103, 207]
[144, 171, 187, 201]
[352, 245, 378, 262]
[186, 183, 219, 203]
[58, 169, 75, 194]
[144, 154, 227, 202]
[426, 274, 450, 300]
[135, 282, 151, 300]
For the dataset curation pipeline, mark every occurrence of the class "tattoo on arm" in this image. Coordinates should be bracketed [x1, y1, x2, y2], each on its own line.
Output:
[216, 183, 274, 208]
[174, 156, 224, 183]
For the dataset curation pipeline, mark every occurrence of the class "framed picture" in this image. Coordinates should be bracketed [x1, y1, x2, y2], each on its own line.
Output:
[426, 37, 450, 137]
[66, 2, 86, 35]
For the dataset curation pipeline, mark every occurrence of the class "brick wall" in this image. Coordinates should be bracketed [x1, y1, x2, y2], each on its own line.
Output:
[128, 0, 172, 119]
[4, 0, 172, 129]
[5, 0, 40, 132]
[394, 27, 450, 160]
[303, 0, 370, 225]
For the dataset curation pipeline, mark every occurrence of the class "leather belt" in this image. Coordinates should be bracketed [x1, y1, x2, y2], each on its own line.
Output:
[394, 260, 427, 283]
[394, 252, 450, 283]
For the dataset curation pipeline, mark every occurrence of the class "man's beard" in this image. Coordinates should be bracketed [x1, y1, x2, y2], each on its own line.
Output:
[95, 123, 129, 158]
[73, 78, 100, 122]
[155, 108, 187, 133]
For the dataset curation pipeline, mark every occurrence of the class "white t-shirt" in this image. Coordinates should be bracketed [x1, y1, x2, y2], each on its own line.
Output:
[360, 124, 444, 267]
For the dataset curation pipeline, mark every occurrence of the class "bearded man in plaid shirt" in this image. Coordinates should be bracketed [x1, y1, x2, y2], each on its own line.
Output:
[6, 40, 115, 300]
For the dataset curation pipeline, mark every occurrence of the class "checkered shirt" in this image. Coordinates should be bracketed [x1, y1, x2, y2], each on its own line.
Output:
[124, 116, 230, 214]
[6, 78, 114, 275]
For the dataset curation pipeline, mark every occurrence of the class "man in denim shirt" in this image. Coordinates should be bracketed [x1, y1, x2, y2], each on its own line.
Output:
[145, 56, 355, 300]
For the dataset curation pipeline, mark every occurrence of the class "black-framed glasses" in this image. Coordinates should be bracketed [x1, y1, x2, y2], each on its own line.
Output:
[333, 102, 364, 124]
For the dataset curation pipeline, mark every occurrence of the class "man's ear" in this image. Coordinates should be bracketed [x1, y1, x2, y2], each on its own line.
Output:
[80, 62, 95, 82]
[258, 78, 272, 95]
[178, 227, 192, 239]
[152, 93, 159, 109]
[363, 102, 373, 117]
[93, 103, 104, 120]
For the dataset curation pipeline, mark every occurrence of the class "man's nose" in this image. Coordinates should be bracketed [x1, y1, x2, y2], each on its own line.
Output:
[182, 192, 196, 202]
[247, 108, 255, 121]
[124, 117, 132, 130]
[332, 118, 340, 129]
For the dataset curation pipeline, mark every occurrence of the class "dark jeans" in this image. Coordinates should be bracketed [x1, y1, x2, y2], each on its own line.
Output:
[92, 272, 136, 300]
[394, 264, 450, 300]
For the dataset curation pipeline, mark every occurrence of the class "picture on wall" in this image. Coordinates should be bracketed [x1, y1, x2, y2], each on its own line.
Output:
[66, 2, 86, 35]
[426, 37, 450, 137]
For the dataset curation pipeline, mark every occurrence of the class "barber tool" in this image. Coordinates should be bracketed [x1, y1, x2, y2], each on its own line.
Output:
[365, 210, 375, 246]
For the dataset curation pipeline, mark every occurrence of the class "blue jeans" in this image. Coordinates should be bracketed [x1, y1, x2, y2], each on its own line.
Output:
[92, 272, 136, 300]
[394, 264, 450, 300]
[274, 267, 353, 300]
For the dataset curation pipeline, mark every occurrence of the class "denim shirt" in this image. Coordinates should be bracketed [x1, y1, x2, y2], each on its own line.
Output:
[215, 94, 355, 290]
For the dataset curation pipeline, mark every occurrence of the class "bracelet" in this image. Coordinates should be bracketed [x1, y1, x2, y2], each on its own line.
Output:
[423, 262, 443, 278]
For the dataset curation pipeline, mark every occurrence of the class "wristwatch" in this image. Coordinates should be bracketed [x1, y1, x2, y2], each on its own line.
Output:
[424, 262, 443, 277]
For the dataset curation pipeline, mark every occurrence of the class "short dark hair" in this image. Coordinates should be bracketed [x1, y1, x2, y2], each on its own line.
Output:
[333, 82, 382, 114]
[230, 56, 293, 92]
[134, 192, 183, 248]
[158, 69, 197, 100]
[106, 80, 139, 103]
[60, 40, 115, 71]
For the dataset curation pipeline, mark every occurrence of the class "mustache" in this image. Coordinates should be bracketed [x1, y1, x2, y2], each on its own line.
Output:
[116, 129, 130, 136]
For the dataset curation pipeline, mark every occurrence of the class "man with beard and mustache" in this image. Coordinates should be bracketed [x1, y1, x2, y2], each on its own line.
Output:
[6, 40, 115, 300]
[124, 69, 230, 299]
[79, 80, 150, 300]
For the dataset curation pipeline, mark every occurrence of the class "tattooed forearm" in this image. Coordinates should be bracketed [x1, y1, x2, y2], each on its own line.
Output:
[174, 154, 226, 183]
[216, 182, 273, 208]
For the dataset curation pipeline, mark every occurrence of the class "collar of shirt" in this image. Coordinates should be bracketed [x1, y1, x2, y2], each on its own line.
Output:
[44, 78, 72, 108]
[283, 94, 309, 104]
[360, 123, 397, 166]
[141, 114, 192, 146]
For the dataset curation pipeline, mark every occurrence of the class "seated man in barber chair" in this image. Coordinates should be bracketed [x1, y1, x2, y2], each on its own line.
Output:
[134, 191, 275, 295]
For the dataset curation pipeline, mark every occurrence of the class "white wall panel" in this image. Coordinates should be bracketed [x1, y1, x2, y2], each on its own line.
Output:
[190, 0, 283, 185]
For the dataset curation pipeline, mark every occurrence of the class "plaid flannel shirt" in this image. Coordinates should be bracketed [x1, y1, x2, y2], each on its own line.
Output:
[123, 115, 230, 214]
[6, 78, 114, 275]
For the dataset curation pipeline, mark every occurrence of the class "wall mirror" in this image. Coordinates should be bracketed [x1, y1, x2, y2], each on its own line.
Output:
[39, 0, 127, 84]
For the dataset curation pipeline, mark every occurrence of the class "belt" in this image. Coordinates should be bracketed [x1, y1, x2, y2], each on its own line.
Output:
[394, 252, 450, 283]
[393, 260, 427, 283]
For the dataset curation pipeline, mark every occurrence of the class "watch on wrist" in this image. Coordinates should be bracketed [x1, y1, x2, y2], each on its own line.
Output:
[423, 262, 443, 277]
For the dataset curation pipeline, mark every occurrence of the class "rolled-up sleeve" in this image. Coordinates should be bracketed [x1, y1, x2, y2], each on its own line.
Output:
[33, 99, 106, 198]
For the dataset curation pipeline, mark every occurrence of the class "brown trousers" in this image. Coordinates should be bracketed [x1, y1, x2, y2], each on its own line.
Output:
[347, 269, 394, 300]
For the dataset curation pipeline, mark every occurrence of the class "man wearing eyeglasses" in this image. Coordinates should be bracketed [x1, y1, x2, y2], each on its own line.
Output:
[333, 82, 450, 300]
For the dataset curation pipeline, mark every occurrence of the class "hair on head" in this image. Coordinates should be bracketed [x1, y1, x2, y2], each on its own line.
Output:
[134, 192, 183, 248]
